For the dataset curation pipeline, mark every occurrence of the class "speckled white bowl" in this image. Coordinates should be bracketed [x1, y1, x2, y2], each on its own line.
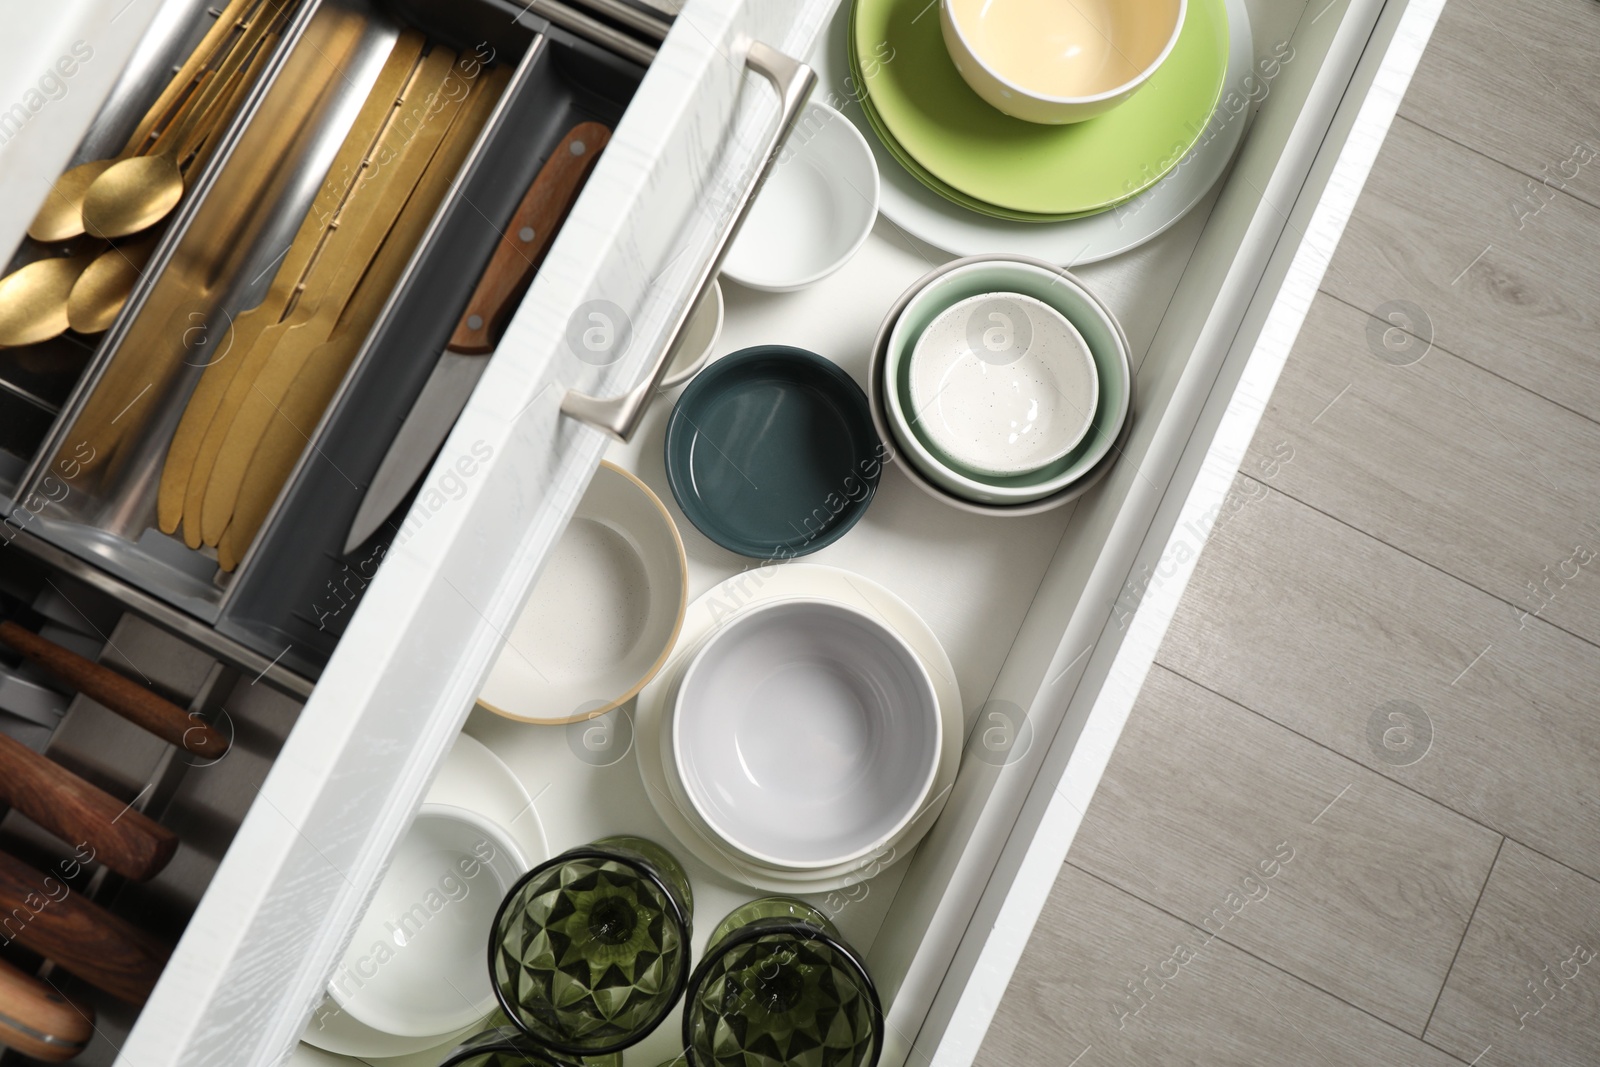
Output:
[907, 291, 1098, 477]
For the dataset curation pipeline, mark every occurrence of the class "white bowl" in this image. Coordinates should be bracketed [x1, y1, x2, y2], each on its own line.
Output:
[658, 280, 724, 390]
[478, 461, 687, 724]
[671, 599, 940, 869]
[940, 0, 1187, 124]
[883, 260, 1131, 505]
[908, 291, 1098, 477]
[720, 100, 880, 292]
[325, 804, 527, 1040]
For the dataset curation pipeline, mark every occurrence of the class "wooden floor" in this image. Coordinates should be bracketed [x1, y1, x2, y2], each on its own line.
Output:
[978, 0, 1600, 1064]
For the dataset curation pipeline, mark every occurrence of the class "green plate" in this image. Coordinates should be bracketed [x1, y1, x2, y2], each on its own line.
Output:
[852, 0, 1229, 217]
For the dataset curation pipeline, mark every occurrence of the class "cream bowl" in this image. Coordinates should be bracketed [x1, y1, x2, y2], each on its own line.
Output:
[940, 0, 1187, 124]
[324, 804, 527, 1040]
[671, 598, 940, 870]
[908, 291, 1098, 477]
[720, 100, 880, 291]
[658, 280, 724, 390]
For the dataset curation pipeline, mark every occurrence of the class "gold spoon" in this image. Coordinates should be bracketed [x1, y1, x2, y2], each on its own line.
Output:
[80, 0, 288, 240]
[0, 253, 100, 347]
[26, 0, 263, 243]
[65, 235, 160, 335]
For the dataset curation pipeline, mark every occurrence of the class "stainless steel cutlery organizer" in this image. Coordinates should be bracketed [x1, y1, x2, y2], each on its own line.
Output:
[6, 0, 649, 681]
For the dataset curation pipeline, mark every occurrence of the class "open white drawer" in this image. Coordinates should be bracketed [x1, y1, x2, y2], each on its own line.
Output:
[0, 0, 1444, 1060]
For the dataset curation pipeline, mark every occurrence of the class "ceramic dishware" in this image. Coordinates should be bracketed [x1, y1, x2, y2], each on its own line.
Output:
[941, 0, 1186, 124]
[850, 0, 1227, 218]
[664, 347, 882, 558]
[658, 280, 724, 390]
[489, 836, 693, 1056]
[635, 565, 962, 893]
[671, 598, 940, 869]
[884, 260, 1129, 504]
[908, 291, 1098, 477]
[873, 256, 1133, 515]
[302, 735, 547, 1059]
[321, 805, 527, 1041]
[720, 100, 880, 291]
[478, 462, 686, 724]
[813, 0, 1254, 262]
[683, 897, 883, 1067]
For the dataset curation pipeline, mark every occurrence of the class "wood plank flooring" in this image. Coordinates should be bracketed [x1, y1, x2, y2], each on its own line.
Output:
[980, 0, 1600, 1063]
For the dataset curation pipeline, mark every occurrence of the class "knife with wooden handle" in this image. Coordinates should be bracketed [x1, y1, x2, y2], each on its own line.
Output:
[0, 850, 170, 1005]
[0, 956, 94, 1062]
[342, 120, 612, 553]
[0, 620, 227, 760]
[0, 734, 178, 882]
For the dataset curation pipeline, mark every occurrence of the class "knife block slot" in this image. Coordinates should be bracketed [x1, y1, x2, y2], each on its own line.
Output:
[9, 0, 646, 681]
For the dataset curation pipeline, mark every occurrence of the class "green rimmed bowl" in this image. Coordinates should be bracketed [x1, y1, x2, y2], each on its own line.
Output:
[877, 258, 1132, 510]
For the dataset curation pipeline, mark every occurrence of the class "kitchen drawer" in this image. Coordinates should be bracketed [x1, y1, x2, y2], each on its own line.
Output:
[0, 0, 1446, 1060]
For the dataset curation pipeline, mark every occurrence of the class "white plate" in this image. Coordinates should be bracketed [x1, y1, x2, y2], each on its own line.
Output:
[300, 735, 548, 1059]
[721, 99, 880, 291]
[810, 0, 1254, 265]
[635, 564, 962, 892]
[478, 461, 687, 724]
[671, 598, 941, 869]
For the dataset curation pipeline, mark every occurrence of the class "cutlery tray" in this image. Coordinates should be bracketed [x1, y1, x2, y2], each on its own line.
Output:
[9, 0, 647, 680]
[0, 548, 304, 1065]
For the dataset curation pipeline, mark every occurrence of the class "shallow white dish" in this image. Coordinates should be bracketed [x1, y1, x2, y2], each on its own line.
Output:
[671, 598, 940, 870]
[810, 0, 1253, 264]
[635, 564, 962, 892]
[720, 99, 880, 292]
[302, 733, 546, 1059]
[478, 461, 687, 724]
[658, 279, 724, 390]
[908, 291, 1098, 477]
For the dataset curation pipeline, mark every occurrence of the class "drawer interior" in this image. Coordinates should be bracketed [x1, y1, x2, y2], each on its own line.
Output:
[3, 0, 647, 681]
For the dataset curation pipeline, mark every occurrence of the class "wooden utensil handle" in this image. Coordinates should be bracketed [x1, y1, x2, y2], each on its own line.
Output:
[0, 956, 94, 1062]
[447, 122, 611, 354]
[0, 622, 227, 760]
[0, 735, 178, 882]
[0, 850, 169, 1005]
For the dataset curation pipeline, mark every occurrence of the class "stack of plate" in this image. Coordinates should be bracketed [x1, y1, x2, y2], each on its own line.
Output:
[815, 0, 1254, 262]
[634, 565, 962, 893]
[871, 255, 1134, 516]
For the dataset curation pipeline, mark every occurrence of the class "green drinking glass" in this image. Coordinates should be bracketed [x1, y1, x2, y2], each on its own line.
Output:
[683, 896, 884, 1067]
[489, 835, 694, 1056]
[436, 1024, 624, 1067]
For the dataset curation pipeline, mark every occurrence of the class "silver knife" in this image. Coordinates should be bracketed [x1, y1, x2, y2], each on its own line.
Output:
[344, 121, 612, 553]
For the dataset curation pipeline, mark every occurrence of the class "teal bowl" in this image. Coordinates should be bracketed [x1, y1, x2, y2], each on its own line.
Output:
[664, 346, 881, 558]
[870, 256, 1134, 515]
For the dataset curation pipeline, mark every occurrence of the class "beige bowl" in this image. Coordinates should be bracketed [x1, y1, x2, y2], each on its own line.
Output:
[941, 0, 1186, 124]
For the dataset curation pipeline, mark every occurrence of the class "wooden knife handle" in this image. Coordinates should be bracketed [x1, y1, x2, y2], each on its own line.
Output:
[0, 735, 178, 882]
[0, 850, 169, 1005]
[447, 121, 611, 354]
[0, 956, 94, 1062]
[0, 622, 228, 760]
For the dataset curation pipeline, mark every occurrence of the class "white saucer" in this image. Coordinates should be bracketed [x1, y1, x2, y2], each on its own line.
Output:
[635, 564, 961, 892]
[300, 734, 548, 1059]
[811, 0, 1254, 264]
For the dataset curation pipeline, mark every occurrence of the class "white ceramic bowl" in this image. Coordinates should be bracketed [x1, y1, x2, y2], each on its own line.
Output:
[884, 261, 1130, 505]
[671, 598, 940, 869]
[478, 461, 687, 724]
[720, 100, 880, 291]
[658, 280, 724, 390]
[940, 0, 1187, 124]
[908, 291, 1098, 477]
[325, 804, 527, 1040]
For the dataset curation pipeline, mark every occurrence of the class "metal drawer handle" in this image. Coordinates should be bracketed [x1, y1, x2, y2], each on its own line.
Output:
[560, 41, 816, 441]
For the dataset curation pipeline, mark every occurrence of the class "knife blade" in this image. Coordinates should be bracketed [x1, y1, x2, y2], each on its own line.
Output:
[343, 121, 612, 554]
